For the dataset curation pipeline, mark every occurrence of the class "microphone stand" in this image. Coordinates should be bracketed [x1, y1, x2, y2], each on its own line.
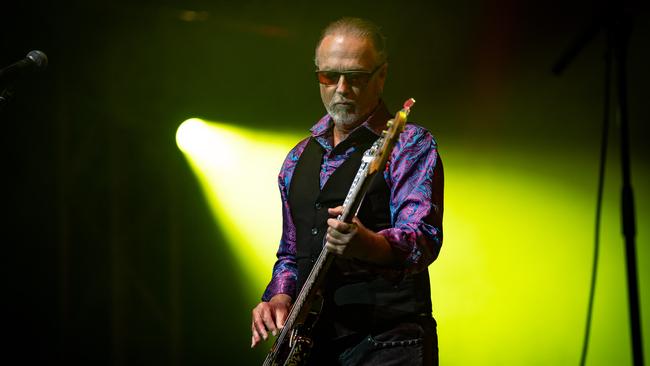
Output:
[0, 85, 14, 113]
[553, 5, 643, 366]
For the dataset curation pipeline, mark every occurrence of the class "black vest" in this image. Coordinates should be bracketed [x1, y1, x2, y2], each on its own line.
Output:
[288, 127, 432, 332]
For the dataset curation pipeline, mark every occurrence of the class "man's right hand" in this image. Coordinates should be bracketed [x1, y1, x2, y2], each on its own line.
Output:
[251, 294, 292, 348]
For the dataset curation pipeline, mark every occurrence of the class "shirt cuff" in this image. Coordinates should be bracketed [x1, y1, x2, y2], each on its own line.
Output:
[378, 224, 441, 274]
[261, 271, 297, 302]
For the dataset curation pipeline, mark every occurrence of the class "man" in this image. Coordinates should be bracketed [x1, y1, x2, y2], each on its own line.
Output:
[251, 17, 443, 365]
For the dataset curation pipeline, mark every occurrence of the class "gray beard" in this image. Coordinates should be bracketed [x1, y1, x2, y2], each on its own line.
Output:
[326, 103, 360, 127]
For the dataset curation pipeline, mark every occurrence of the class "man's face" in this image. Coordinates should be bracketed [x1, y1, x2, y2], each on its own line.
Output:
[315, 34, 387, 129]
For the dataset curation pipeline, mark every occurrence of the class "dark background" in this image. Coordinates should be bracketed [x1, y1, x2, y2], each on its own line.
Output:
[1, 0, 648, 364]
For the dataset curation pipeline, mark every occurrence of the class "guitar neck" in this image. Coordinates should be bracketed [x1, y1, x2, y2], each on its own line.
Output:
[281, 157, 376, 326]
[270, 145, 378, 356]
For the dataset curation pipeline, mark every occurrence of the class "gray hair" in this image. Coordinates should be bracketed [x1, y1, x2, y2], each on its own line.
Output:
[314, 17, 387, 67]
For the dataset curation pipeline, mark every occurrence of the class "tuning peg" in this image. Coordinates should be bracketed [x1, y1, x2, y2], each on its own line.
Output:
[381, 130, 387, 137]
[386, 120, 393, 127]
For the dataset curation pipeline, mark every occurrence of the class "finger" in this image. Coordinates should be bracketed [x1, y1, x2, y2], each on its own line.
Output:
[328, 223, 359, 243]
[329, 221, 358, 238]
[327, 224, 351, 242]
[253, 313, 269, 340]
[251, 329, 260, 348]
[327, 218, 353, 233]
[326, 242, 345, 255]
[275, 306, 288, 329]
[326, 226, 341, 240]
[326, 231, 348, 245]
[328, 206, 343, 216]
[261, 307, 278, 336]
[251, 318, 262, 345]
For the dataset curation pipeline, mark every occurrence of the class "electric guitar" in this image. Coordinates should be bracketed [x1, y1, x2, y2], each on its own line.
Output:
[263, 98, 416, 366]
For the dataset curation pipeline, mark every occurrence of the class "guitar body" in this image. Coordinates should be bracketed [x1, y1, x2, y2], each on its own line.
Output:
[282, 335, 312, 366]
[264, 296, 323, 366]
[263, 99, 416, 366]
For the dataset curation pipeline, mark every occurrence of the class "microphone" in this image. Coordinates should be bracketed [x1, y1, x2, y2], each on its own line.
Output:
[0, 50, 48, 85]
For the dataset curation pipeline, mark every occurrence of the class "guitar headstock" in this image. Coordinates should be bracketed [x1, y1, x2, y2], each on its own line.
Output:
[368, 98, 415, 174]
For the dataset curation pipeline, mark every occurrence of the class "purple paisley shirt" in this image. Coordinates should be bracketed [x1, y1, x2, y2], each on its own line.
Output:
[262, 102, 443, 302]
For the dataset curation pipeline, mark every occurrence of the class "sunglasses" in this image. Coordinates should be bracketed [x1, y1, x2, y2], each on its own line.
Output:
[315, 63, 384, 87]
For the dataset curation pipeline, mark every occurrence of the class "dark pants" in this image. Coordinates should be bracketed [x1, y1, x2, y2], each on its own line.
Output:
[307, 316, 438, 366]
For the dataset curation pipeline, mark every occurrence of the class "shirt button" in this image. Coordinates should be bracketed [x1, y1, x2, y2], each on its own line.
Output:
[311, 227, 318, 235]
[315, 202, 322, 210]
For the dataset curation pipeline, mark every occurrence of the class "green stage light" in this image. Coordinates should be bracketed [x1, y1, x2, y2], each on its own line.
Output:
[177, 118, 302, 299]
